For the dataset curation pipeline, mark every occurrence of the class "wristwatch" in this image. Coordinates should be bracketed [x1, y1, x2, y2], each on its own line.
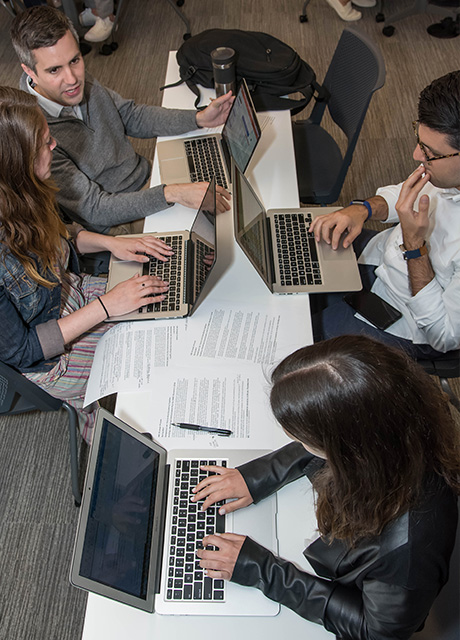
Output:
[399, 242, 428, 260]
[349, 199, 372, 220]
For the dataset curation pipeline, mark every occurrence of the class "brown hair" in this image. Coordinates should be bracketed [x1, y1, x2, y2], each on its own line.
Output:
[0, 86, 67, 287]
[270, 335, 460, 545]
[10, 5, 79, 72]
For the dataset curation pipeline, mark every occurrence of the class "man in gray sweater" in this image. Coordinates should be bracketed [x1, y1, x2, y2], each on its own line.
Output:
[11, 7, 232, 235]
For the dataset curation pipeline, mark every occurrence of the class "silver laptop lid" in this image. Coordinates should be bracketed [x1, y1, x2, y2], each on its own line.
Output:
[222, 78, 261, 175]
[188, 176, 217, 312]
[70, 409, 167, 612]
[232, 162, 275, 292]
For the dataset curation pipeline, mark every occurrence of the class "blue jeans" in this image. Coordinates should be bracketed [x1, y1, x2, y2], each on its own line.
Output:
[311, 229, 442, 359]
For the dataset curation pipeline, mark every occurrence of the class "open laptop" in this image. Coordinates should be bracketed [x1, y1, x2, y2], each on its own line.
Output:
[70, 409, 279, 616]
[157, 78, 261, 190]
[233, 163, 362, 294]
[105, 178, 217, 321]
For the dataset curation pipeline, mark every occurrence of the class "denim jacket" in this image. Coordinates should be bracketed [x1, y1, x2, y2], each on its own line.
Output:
[0, 237, 80, 373]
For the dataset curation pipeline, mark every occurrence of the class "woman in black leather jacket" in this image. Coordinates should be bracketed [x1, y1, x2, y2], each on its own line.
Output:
[194, 336, 459, 640]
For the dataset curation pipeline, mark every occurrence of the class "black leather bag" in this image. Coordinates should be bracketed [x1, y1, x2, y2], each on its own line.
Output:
[161, 28, 328, 115]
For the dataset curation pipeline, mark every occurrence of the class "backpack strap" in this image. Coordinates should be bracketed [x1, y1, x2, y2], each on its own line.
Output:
[251, 81, 329, 115]
[160, 65, 204, 110]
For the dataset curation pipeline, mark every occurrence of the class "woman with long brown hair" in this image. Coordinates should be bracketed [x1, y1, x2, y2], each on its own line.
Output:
[193, 335, 459, 639]
[0, 86, 171, 441]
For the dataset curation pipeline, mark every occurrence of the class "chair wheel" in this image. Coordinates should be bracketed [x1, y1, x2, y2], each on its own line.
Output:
[100, 43, 113, 55]
[110, 41, 118, 51]
[299, 14, 308, 22]
[176, 0, 184, 6]
[375, 12, 384, 23]
[183, 32, 191, 40]
[382, 25, 395, 37]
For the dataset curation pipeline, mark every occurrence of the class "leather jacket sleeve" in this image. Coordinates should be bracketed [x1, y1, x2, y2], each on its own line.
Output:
[232, 537, 442, 640]
[237, 442, 315, 503]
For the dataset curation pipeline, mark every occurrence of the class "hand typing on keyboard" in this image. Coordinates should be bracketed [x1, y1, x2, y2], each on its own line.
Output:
[102, 273, 169, 318]
[191, 465, 253, 515]
[196, 532, 246, 581]
[105, 235, 174, 262]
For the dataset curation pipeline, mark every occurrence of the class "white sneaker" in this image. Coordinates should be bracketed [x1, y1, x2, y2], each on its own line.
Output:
[79, 8, 97, 27]
[84, 16, 114, 42]
[352, 0, 376, 7]
[325, 0, 362, 20]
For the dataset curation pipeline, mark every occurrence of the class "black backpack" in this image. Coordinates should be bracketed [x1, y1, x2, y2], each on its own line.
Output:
[161, 28, 328, 115]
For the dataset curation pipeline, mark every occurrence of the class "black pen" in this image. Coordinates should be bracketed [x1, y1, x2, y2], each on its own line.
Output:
[171, 422, 232, 437]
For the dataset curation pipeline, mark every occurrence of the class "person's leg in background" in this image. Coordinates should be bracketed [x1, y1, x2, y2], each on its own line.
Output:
[81, 0, 115, 42]
[324, 0, 376, 21]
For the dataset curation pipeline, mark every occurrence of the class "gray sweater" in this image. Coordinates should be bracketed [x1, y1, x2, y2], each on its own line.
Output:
[20, 74, 198, 233]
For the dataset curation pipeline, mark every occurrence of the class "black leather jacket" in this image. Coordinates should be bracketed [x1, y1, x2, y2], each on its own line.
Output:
[232, 443, 458, 640]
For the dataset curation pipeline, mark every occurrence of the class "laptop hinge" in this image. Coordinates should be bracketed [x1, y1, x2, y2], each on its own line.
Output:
[155, 463, 170, 595]
[265, 217, 277, 286]
[184, 238, 194, 306]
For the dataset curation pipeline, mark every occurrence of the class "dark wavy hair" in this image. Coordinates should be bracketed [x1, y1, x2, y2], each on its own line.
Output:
[270, 335, 460, 545]
[418, 71, 460, 151]
[0, 86, 67, 287]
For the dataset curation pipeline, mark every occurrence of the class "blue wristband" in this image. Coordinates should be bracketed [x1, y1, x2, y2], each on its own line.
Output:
[350, 199, 372, 221]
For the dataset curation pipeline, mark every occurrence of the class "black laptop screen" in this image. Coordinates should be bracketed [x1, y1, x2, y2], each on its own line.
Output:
[79, 419, 159, 600]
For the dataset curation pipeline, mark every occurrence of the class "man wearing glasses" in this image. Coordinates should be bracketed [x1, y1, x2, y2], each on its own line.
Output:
[309, 71, 460, 357]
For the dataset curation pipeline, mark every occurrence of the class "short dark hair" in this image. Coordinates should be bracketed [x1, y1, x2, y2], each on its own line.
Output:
[270, 335, 459, 544]
[10, 6, 79, 72]
[418, 70, 460, 151]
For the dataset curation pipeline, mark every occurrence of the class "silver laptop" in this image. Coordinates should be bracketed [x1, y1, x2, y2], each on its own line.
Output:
[233, 164, 362, 294]
[106, 178, 217, 321]
[70, 409, 279, 616]
[157, 79, 261, 190]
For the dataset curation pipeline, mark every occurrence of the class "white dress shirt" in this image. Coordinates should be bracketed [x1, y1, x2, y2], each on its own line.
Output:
[358, 182, 460, 352]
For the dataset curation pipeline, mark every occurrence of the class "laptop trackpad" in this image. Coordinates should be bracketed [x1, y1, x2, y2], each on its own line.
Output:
[229, 495, 278, 554]
[320, 242, 354, 261]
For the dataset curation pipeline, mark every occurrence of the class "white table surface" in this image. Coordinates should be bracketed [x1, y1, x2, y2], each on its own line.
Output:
[81, 53, 333, 640]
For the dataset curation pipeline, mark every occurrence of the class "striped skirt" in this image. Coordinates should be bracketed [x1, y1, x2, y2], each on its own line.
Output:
[25, 272, 113, 444]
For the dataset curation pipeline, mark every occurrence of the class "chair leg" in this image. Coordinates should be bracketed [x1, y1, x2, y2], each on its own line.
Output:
[63, 402, 82, 506]
[439, 378, 460, 414]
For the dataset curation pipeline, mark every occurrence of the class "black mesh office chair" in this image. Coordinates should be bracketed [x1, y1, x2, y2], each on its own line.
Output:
[376, 0, 460, 37]
[0, 361, 82, 505]
[417, 351, 460, 413]
[292, 27, 385, 205]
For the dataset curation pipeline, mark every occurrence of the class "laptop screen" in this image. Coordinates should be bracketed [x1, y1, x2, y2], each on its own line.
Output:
[78, 418, 160, 600]
[232, 164, 273, 290]
[189, 176, 217, 310]
[222, 79, 261, 175]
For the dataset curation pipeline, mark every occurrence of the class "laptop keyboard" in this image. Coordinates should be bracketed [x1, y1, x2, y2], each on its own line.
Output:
[184, 137, 228, 189]
[166, 458, 227, 602]
[274, 212, 323, 286]
[141, 235, 183, 313]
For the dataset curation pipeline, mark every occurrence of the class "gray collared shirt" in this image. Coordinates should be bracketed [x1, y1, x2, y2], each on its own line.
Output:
[25, 76, 83, 120]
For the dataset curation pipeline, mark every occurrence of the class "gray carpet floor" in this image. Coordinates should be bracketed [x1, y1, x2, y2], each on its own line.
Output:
[0, 0, 459, 637]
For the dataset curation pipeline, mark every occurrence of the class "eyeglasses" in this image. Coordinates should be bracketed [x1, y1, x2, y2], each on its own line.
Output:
[412, 121, 460, 163]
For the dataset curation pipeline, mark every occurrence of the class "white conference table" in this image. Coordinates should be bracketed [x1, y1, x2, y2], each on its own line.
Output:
[81, 54, 334, 640]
